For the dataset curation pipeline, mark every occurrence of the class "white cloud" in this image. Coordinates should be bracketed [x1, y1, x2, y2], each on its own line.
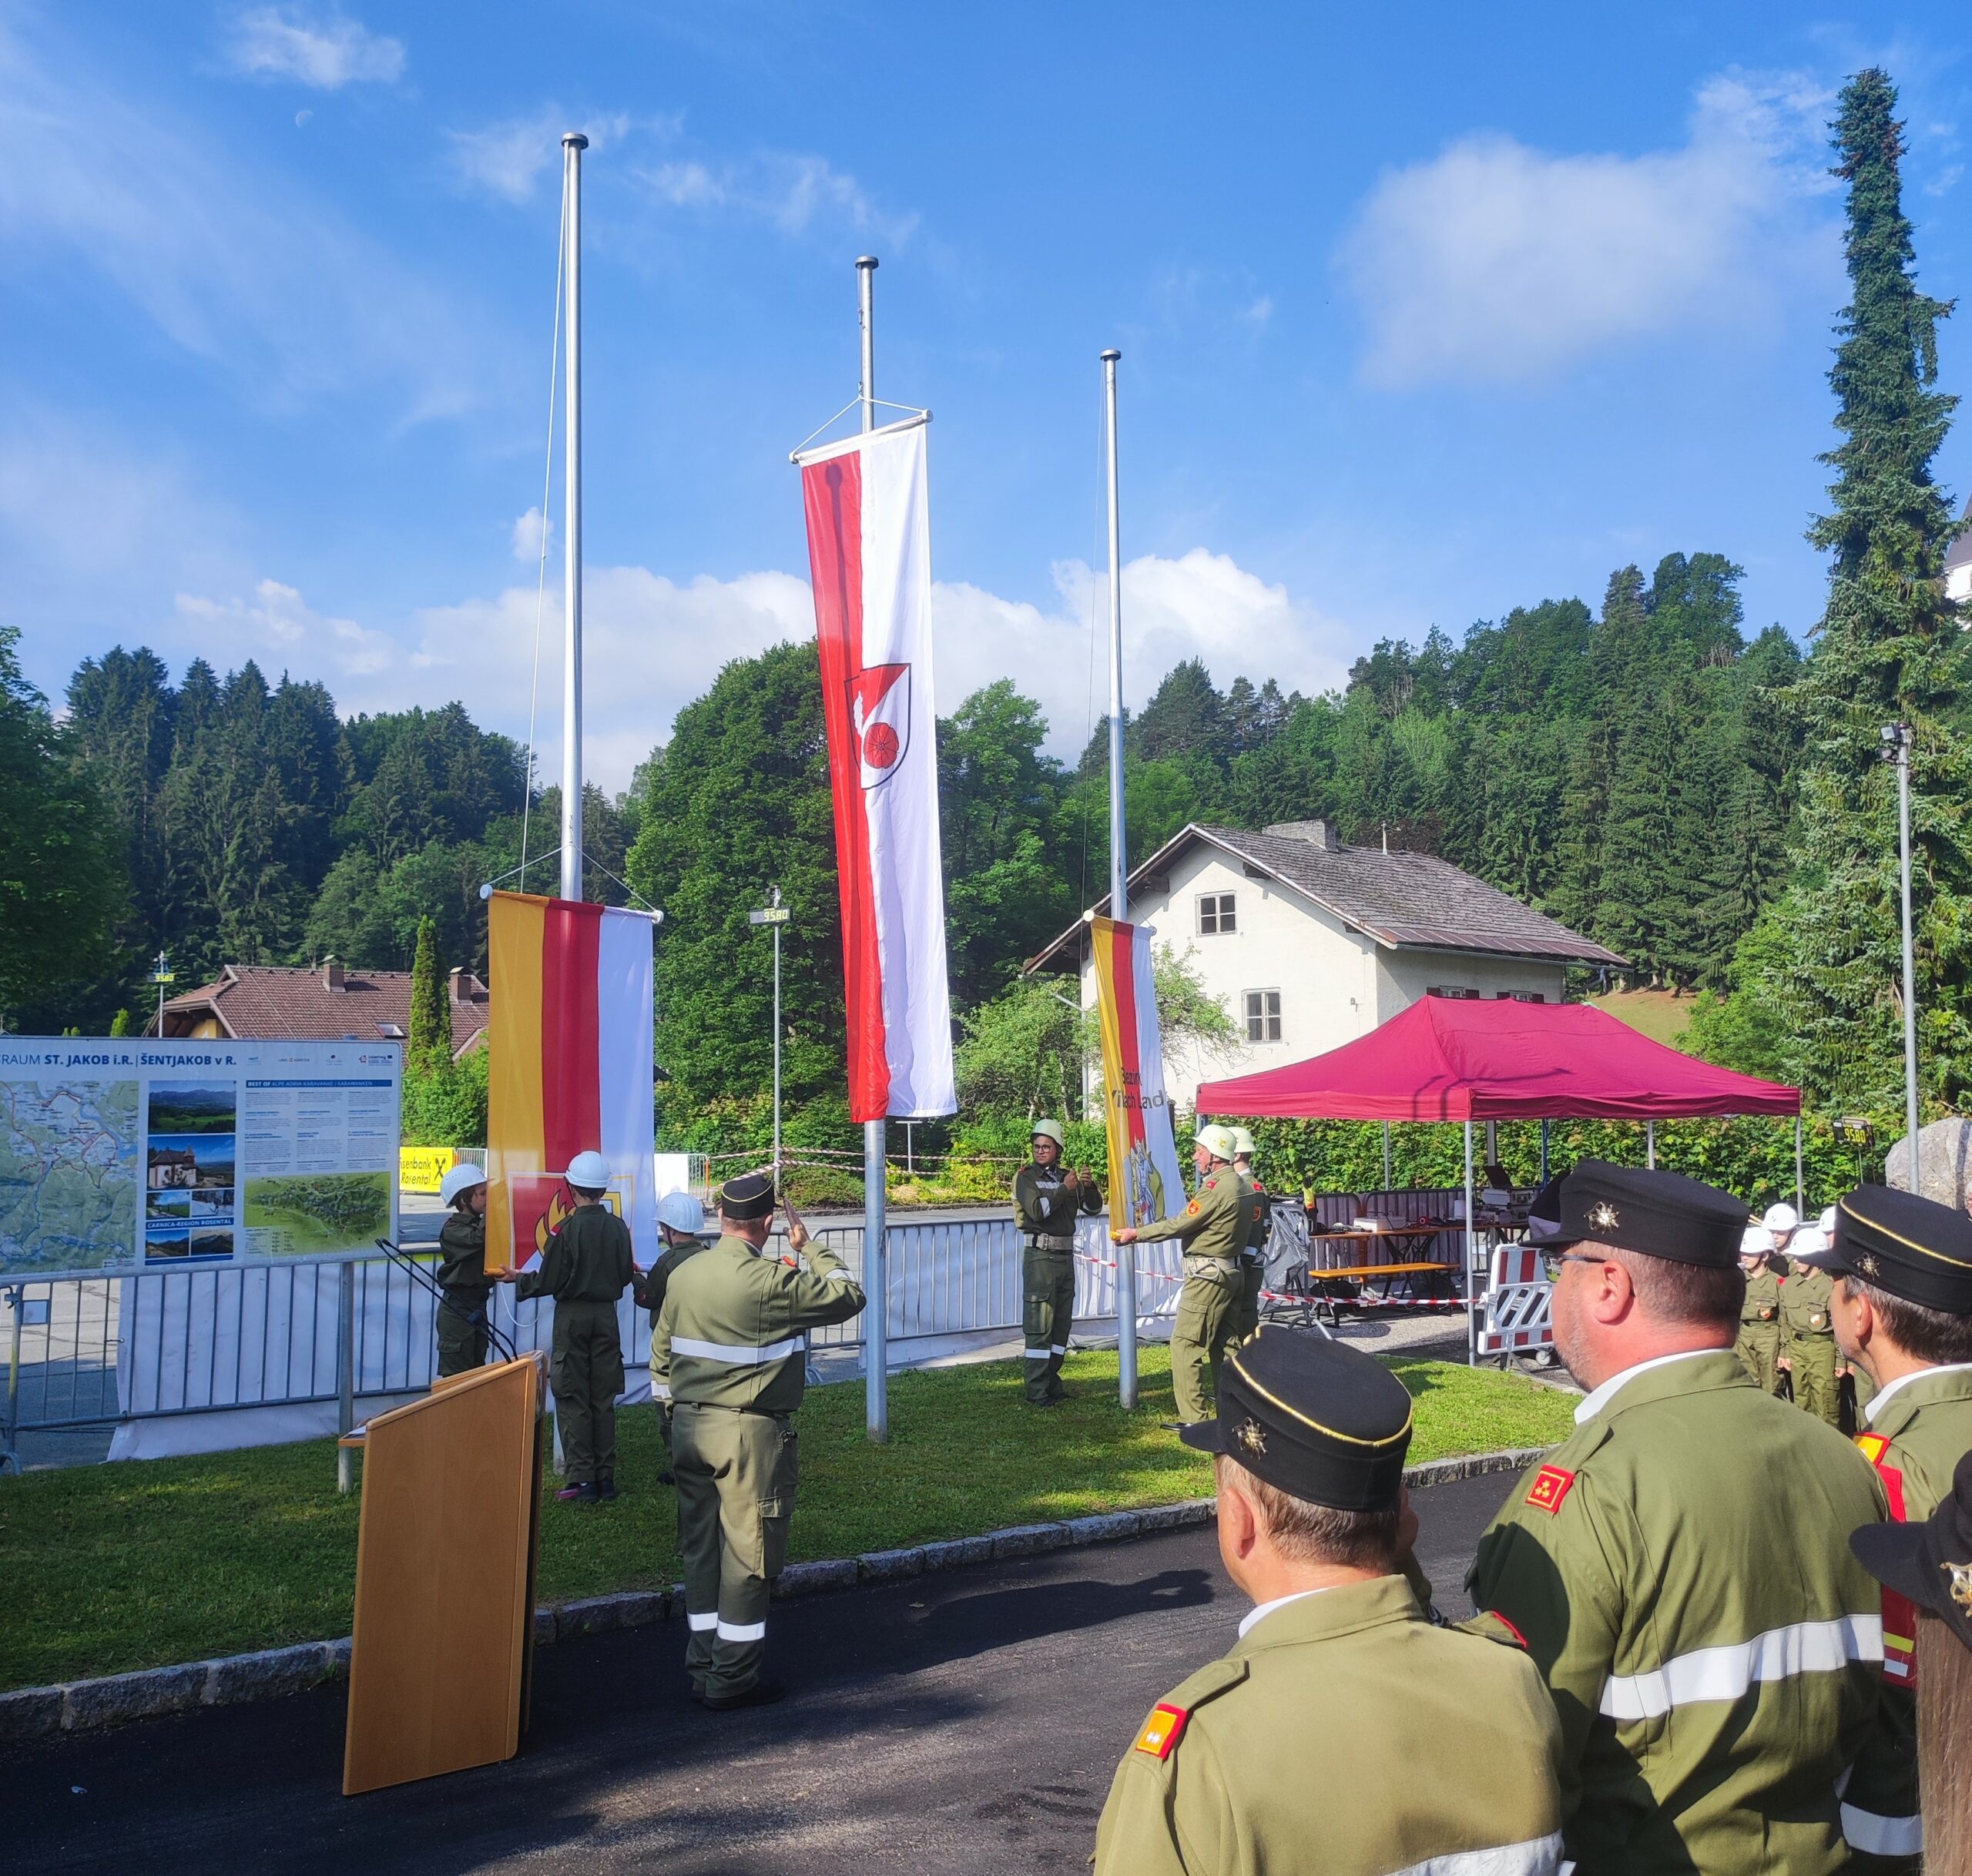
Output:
[1340, 70, 1838, 387]
[635, 150, 917, 246]
[510, 507, 552, 563]
[223, 6, 405, 89]
[154, 544, 1351, 790]
[445, 109, 642, 204]
[0, 18, 487, 418]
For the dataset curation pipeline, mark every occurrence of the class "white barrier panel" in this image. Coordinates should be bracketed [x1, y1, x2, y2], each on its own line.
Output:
[1477, 1243, 1554, 1356]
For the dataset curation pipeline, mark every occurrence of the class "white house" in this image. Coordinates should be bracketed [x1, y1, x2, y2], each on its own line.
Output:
[1026, 819, 1626, 1111]
[1948, 495, 1972, 607]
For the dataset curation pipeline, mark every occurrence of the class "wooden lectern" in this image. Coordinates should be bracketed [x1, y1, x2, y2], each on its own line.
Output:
[342, 1354, 545, 1796]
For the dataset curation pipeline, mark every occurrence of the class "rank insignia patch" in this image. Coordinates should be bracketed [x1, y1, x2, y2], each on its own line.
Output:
[1133, 1702, 1189, 1760]
[1527, 1465, 1576, 1514]
[1946, 1562, 1972, 1618]
[1186, 1200, 1201, 1215]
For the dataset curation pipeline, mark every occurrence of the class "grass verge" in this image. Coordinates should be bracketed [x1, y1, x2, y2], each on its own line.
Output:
[0, 1345, 1572, 1693]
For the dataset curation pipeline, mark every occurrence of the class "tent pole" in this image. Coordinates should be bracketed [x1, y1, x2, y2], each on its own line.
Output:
[1382, 1121, 1392, 1193]
[1464, 1121, 1477, 1368]
[1645, 1121, 1655, 1170]
[1539, 1119, 1550, 1184]
[1795, 1115, 1803, 1217]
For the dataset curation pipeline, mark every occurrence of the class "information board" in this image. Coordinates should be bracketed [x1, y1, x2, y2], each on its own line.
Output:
[0, 1038, 401, 1275]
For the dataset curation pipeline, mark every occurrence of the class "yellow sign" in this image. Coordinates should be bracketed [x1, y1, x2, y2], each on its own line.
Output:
[399, 1146, 458, 1195]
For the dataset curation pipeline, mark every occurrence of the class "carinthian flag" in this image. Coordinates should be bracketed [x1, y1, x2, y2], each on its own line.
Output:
[485, 892, 656, 1272]
[797, 414, 957, 1121]
[1090, 917, 1186, 1233]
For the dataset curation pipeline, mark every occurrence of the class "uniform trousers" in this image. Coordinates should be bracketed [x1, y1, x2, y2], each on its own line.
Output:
[1734, 1323, 1780, 1397]
[551, 1299, 624, 1485]
[672, 1402, 798, 1698]
[1172, 1260, 1243, 1425]
[1236, 1257, 1264, 1342]
[1789, 1332, 1840, 1425]
[1022, 1246, 1075, 1403]
[436, 1289, 491, 1377]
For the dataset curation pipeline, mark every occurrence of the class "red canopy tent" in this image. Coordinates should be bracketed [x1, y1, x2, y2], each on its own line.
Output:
[1196, 997, 1799, 1364]
[1196, 997, 1799, 1122]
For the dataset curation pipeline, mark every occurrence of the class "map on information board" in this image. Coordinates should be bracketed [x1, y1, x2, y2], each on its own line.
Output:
[0, 1040, 400, 1275]
[0, 1076, 142, 1275]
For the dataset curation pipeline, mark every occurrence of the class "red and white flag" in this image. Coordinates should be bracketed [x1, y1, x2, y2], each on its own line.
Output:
[797, 414, 957, 1121]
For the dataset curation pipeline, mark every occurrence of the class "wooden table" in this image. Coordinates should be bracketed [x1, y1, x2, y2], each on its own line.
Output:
[1275, 1225, 1461, 1328]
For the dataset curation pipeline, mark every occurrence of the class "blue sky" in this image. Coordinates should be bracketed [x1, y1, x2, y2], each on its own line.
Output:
[7, 3, 1971, 786]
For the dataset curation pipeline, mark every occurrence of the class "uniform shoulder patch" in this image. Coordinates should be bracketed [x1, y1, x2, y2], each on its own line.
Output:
[1186, 1199, 1202, 1216]
[1469, 1608, 1531, 1651]
[1855, 1432, 1890, 1464]
[1525, 1465, 1576, 1514]
[1132, 1702, 1188, 1760]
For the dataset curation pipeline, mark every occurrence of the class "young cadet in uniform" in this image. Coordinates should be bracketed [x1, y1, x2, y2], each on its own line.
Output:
[1781, 1223, 1843, 1425]
[1229, 1127, 1269, 1342]
[1823, 1201, 1879, 1419]
[1094, 1328, 1564, 1876]
[639, 1190, 713, 1486]
[1011, 1121, 1101, 1406]
[1114, 1124, 1247, 1427]
[653, 1172, 865, 1710]
[434, 1162, 493, 1377]
[1734, 1221, 1784, 1395]
[1466, 1160, 1914, 1876]
[501, 1150, 636, 1506]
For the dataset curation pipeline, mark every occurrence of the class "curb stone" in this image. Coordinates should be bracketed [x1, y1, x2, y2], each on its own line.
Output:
[2, 1449, 1544, 1746]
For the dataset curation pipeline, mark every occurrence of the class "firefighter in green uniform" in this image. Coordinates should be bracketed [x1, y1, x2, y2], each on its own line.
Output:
[434, 1162, 494, 1377]
[1734, 1221, 1784, 1395]
[1094, 1328, 1565, 1876]
[1822, 1203, 1879, 1420]
[639, 1190, 713, 1486]
[1114, 1124, 1247, 1427]
[1229, 1127, 1268, 1342]
[1466, 1160, 1914, 1876]
[500, 1149, 636, 1506]
[1782, 1222, 1843, 1425]
[1011, 1120, 1101, 1406]
[653, 1172, 865, 1710]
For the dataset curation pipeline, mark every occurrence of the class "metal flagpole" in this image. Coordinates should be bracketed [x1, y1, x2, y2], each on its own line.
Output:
[1102, 347, 1138, 1412]
[858, 255, 889, 1443]
[773, 891, 783, 1174]
[560, 133, 588, 906]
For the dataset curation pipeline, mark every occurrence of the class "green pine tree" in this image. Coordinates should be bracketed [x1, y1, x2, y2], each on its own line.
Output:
[1766, 68, 1972, 1107]
[406, 916, 451, 1075]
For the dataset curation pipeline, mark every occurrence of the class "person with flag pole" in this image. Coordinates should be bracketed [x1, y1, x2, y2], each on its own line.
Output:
[1013, 1120, 1102, 1406]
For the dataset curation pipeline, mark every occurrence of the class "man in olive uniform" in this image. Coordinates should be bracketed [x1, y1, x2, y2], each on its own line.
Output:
[1734, 1221, 1784, 1395]
[1230, 1127, 1269, 1342]
[1823, 1202, 1878, 1420]
[653, 1172, 865, 1710]
[502, 1149, 636, 1506]
[434, 1162, 493, 1377]
[1467, 1160, 1914, 1876]
[1115, 1124, 1247, 1427]
[1799, 1185, 1972, 1687]
[1781, 1223, 1843, 1425]
[1011, 1120, 1101, 1405]
[1094, 1328, 1565, 1876]
[639, 1190, 713, 1486]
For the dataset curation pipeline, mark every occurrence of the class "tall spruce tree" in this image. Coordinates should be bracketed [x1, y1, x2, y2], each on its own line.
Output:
[1769, 69, 1972, 1107]
[406, 916, 451, 1074]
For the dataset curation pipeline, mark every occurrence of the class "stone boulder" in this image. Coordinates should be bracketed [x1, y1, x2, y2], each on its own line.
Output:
[1883, 1117, 1972, 1208]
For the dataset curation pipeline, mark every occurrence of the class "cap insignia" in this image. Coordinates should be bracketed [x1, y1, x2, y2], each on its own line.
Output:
[1588, 1201, 1620, 1234]
[1235, 1418, 1266, 1459]
[1857, 1251, 1880, 1278]
[1946, 1561, 1972, 1618]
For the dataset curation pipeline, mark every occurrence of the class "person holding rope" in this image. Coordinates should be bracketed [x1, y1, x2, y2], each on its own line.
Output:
[1115, 1124, 1248, 1429]
[434, 1161, 494, 1377]
[1012, 1120, 1102, 1407]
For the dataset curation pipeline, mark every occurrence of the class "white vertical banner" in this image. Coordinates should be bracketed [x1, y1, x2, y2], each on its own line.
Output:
[595, 907, 658, 1261]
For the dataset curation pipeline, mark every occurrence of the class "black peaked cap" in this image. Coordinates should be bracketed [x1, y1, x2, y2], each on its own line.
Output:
[719, 1172, 776, 1221]
[1537, 1157, 1748, 1268]
[1181, 1326, 1413, 1512]
[1792, 1185, 1972, 1315]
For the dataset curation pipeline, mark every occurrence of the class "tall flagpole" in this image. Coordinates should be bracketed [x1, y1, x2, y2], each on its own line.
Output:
[559, 133, 588, 905]
[857, 255, 889, 1444]
[1102, 347, 1137, 1411]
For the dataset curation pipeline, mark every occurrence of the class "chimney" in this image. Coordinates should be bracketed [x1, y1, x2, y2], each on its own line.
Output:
[448, 966, 464, 1004]
[1262, 819, 1340, 853]
[324, 956, 345, 993]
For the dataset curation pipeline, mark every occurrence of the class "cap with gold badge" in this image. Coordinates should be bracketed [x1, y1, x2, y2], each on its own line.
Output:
[1179, 1325, 1414, 1512]
[1518, 1158, 1748, 1268]
[718, 1171, 778, 1221]
[1790, 1184, 1972, 1314]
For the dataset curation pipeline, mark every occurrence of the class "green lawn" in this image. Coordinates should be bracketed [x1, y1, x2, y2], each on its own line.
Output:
[0, 1346, 1573, 1693]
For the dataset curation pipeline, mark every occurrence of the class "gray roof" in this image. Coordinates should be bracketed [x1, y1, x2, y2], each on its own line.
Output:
[1947, 494, 1972, 573]
[1026, 822, 1627, 971]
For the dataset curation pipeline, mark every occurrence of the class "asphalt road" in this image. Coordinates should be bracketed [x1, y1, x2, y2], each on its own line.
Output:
[2, 1469, 1518, 1875]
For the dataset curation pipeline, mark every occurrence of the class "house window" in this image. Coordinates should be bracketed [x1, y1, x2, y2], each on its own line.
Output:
[1491, 991, 1545, 1004]
[1244, 990, 1282, 1043]
[1427, 985, 1477, 999]
[1198, 892, 1237, 935]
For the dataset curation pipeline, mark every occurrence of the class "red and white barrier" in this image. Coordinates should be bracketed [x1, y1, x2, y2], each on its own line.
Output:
[1476, 1244, 1553, 1356]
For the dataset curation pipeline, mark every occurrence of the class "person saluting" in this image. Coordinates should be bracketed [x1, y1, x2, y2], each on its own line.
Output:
[1011, 1120, 1102, 1406]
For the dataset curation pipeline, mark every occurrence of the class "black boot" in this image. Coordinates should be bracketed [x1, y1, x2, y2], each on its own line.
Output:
[595, 1474, 619, 1502]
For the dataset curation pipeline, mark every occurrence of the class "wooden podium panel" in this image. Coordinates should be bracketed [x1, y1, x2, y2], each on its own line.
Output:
[343, 1355, 544, 1796]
